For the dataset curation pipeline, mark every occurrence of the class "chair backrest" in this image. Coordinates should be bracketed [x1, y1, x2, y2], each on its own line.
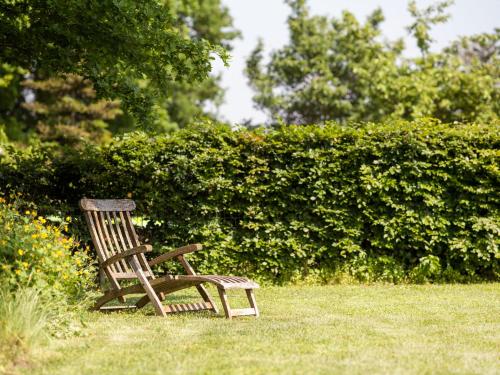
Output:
[79, 198, 154, 280]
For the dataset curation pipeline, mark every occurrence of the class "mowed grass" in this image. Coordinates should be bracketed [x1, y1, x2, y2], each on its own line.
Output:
[28, 284, 499, 375]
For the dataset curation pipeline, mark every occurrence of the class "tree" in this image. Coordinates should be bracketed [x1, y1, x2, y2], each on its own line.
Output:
[407, 0, 454, 56]
[246, 0, 499, 125]
[0, 63, 30, 142]
[21, 74, 122, 147]
[159, 0, 240, 130]
[445, 29, 500, 64]
[0, 0, 228, 123]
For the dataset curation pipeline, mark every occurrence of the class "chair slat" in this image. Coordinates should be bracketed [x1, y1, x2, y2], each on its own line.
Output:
[91, 211, 119, 273]
[82, 201, 158, 277]
[84, 210, 126, 302]
[104, 211, 129, 272]
[111, 211, 133, 273]
[83, 212, 106, 264]
[98, 211, 124, 273]
[119, 211, 134, 248]
[124, 211, 154, 277]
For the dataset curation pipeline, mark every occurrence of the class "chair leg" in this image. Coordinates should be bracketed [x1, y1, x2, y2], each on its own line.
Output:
[196, 285, 219, 314]
[217, 287, 232, 319]
[246, 289, 259, 317]
[129, 257, 166, 317]
[217, 287, 259, 319]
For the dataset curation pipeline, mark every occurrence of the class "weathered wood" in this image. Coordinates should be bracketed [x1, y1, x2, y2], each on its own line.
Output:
[101, 245, 152, 268]
[98, 211, 123, 273]
[94, 283, 145, 309]
[128, 256, 166, 317]
[177, 255, 219, 314]
[85, 210, 126, 303]
[148, 244, 203, 266]
[125, 211, 155, 279]
[118, 211, 134, 248]
[79, 198, 136, 212]
[163, 302, 213, 313]
[104, 211, 129, 272]
[246, 289, 259, 317]
[80, 198, 260, 319]
[113, 271, 153, 280]
[217, 287, 232, 319]
[112, 212, 138, 274]
[135, 279, 199, 308]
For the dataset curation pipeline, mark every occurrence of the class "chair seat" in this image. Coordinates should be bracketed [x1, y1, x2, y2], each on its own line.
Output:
[165, 275, 259, 290]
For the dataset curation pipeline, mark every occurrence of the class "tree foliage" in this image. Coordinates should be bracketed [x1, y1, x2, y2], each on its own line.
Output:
[0, 0, 239, 138]
[0, 63, 29, 143]
[159, 0, 240, 130]
[21, 74, 122, 147]
[246, 0, 499, 125]
[407, 0, 454, 55]
[0, 0, 228, 122]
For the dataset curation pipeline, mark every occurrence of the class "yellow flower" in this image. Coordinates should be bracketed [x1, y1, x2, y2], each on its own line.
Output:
[65, 216, 72, 222]
[0, 197, 5, 203]
[38, 216, 47, 224]
[15, 269, 21, 275]
[22, 262, 28, 268]
[64, 225, 69, 232]
[40, 232, 48, 239]
[31, 234, 38, 239]
[127, 192, 132, 198]
[18, 249, 24, 256]
[31, 211, 37, 217]
[25, 210, 31, 215]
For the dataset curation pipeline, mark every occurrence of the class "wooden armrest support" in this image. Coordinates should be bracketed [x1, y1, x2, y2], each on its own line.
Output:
[148, 244, 203, 266]
[101, 245, 153, 268]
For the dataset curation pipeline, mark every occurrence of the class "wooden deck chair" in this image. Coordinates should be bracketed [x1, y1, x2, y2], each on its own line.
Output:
[79, 198, 259, 319]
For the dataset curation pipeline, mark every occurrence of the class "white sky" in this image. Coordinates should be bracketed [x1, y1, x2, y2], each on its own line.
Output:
[210, 0, 499, 124]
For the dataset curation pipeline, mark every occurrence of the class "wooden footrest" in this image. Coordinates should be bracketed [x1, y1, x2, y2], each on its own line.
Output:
[163, 302, 214, 313]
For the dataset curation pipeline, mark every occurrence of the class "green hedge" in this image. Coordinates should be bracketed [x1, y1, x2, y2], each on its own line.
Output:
[1, 119, 499, 282]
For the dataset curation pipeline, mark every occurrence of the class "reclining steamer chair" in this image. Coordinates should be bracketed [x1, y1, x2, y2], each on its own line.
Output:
[80, 198, 259, 319]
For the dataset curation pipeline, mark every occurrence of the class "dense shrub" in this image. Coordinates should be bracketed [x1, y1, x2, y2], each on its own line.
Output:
[1, 120, 498, 282]
[0, 195, 94, 299]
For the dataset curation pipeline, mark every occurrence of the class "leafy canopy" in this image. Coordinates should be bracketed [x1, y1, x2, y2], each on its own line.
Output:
[0, 0, 229, 122]
[22, 74, 122, 147]
[246, 0, 499, 125]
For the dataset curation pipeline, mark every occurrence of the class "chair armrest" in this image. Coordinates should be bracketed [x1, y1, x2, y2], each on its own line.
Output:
[101, 245, 153, 268]
[148, 244, 202, 266]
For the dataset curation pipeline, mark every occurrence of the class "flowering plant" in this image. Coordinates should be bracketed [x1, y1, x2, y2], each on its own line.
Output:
[0, 194, 94, 300]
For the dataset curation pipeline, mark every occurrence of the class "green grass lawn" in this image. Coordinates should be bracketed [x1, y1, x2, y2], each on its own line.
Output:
[28, 284, 499, 375]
